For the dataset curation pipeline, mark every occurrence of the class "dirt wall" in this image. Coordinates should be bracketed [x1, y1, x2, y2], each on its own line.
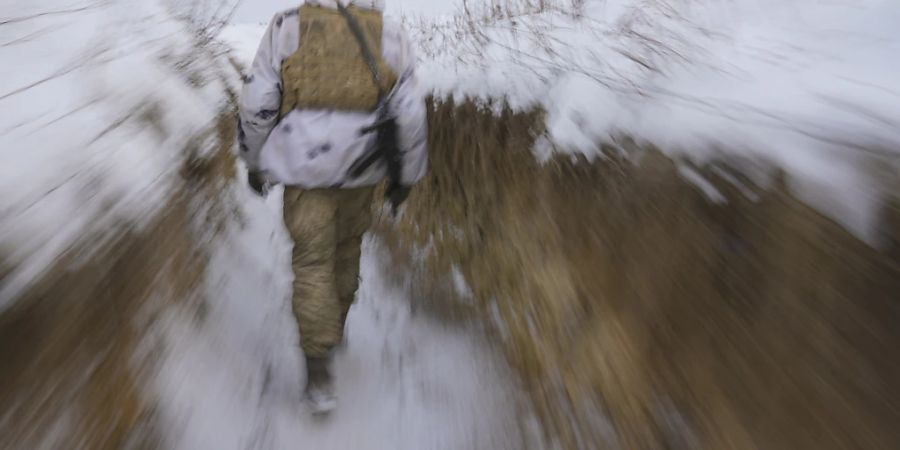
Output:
[376, 99, 900, 449]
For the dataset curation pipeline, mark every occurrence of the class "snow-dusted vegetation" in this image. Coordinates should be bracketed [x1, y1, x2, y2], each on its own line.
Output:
[408, 0, 899, 240]
[0, 0, 240, 308]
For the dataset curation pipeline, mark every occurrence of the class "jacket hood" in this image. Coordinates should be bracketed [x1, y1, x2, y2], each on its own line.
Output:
[305, 0, 385, 11]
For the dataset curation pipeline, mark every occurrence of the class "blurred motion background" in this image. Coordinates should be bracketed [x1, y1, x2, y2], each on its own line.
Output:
[1, 0, 898, 449]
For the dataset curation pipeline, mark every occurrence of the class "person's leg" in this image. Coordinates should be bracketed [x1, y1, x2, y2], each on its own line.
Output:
[283, 187, 343, 357]
[282, 187, 342, 411]
[334, 186, 376, 337]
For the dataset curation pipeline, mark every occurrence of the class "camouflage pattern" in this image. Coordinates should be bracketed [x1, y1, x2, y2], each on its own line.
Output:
[282, 185, 375, 357]
[239, 2, 426, 357]
[238, 4, 428, 189]
[280, 5, 398, 115]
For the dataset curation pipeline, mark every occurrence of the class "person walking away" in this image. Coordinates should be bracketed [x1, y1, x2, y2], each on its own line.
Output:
[236, 0, 428, 413]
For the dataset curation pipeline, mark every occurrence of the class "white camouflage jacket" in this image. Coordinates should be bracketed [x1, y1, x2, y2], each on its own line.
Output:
[237, 0, 428, 189]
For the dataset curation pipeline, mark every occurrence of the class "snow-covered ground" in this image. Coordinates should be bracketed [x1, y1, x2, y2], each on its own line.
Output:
[149, 180, 538, 449]
[7, 0, 887, 445]
[160, 21, 540, 450]
[2, 4, 538, 447]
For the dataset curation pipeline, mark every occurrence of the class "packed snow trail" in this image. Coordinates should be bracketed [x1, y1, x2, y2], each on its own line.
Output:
[145, 23, 539, 449]
[151, 184, 537, 449]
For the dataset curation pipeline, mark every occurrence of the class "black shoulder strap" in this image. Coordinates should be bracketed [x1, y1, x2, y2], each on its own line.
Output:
[336, 3, 386, 100]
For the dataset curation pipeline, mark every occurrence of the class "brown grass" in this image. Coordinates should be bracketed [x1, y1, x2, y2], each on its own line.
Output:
[375, 99, 900, 449]
[0, 111, 238, 449]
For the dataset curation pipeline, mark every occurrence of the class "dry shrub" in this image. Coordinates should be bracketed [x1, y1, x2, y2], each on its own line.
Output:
[376, 98, 900, 449]
[0, 114, 238, 449]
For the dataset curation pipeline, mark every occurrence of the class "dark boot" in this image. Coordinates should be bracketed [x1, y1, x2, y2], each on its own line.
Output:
[304, 356, 336, 414]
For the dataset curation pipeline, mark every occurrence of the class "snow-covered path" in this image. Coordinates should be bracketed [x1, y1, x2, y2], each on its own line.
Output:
[143, 24, 540, 448]
[150, 184, 536, 449]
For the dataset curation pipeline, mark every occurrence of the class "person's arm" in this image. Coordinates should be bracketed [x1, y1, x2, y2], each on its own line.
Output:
[237, 15, 284, 179]
[389, 30, 428, 187]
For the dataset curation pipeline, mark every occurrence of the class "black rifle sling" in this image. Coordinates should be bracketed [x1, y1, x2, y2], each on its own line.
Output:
[336, 3, 397, 179]
[336, 2, 385, 98]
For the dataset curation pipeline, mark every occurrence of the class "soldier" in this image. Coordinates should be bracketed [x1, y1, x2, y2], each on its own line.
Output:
[237, 0, 427, 413]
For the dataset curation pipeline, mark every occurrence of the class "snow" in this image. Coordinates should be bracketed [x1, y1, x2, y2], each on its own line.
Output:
[409, 0, 900, 241]
[149, 173, 539, 449]
[2, 5, 538, 445]
[709, 165, 761, 203]
[220, 23, 268, 64]
[449, 263, 474, 300]
[231, 0, 460, 23]
[677, 165, 726, 205]
[6, 0, 891, 442]
[0, 0, 234, 309]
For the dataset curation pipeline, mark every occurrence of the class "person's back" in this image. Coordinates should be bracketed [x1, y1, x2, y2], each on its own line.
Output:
[239, 0, 426, 189]
[237, 0, 427, 414]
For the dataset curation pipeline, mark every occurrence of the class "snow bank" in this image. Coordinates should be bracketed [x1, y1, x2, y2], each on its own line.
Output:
[409, 0, 900, 241]
[0, 0, 238, 308]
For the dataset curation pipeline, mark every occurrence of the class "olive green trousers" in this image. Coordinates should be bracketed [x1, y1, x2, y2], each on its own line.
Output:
[283, 186, 375, 358]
